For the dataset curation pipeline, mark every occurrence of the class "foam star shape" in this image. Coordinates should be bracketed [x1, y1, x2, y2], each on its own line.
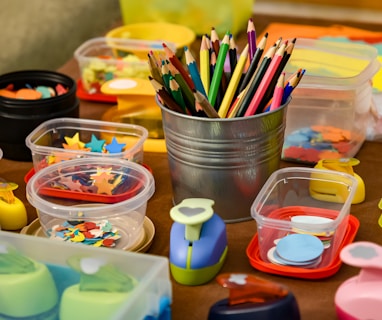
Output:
[58, 176, 83, 192]
[105, 137, 126, 153]
[94, 178, 114, 195]
[85, 134, 106, 153]
[64, 133, 85, 148]
[63, 143, 91, 152]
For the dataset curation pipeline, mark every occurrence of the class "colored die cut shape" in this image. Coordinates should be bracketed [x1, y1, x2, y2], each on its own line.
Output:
[105, 137, 126, 153]
[276, 233, 324, 264]
[85, 134, 106, 152]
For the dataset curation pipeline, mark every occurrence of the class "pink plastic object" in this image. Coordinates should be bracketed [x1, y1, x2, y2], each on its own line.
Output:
[335, 241, 382, 319]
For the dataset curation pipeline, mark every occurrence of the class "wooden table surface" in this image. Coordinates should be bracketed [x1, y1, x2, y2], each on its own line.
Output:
[1, 12, 382, 320]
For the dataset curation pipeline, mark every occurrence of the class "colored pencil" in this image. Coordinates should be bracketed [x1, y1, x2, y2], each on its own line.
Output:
[218, 44, 249, 118]
[200, 35, 210, 95]
[167, 62, 197, 115]
[208, 32, 230, 108]
[162, 42, 195, 90]
[247, 18, 257, 61]
[148, 52, 164, 86]
[161, 60, 172, 91]
[226, 89, 247, 118]
[279, 38, 296, 72]
[148, 76, 185, 114]
[257, 38, 296, 112]
[237, 32, 268, 94]
[282, 68, 305, 104]
[184, 46, 207, 97]
[269, 72, 285, 111]
[210, 27, 220, 56]
[193, 89, 220, 118]
[169, 76, 187, 113]
[256, 39, 291, 112]
[229, 35, 238, 76]
[235, 44, 277, 117]
[244, 42, 286, 116]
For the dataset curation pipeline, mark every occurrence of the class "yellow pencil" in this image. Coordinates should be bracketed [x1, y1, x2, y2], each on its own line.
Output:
[218, 44, 249, 118]
[200, 35, 210, 95]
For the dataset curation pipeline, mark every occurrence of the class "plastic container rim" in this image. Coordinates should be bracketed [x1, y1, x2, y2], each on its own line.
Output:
[26, 157, 155, 217]
[25, 117, 148, 157]
[250, 167, 358, 230]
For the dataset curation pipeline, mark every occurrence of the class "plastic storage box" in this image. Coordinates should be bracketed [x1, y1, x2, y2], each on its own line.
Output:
[248, 167, 358, 277]
[0, 231, 171, 320]
[26, 157, 155, 251]
[25, 117, 148, 173]
[282, 38, 381, 164]
[74, 37, 176, 96]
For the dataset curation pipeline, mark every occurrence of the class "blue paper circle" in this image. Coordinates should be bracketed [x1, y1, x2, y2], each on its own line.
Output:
[276, 233, 324, 263]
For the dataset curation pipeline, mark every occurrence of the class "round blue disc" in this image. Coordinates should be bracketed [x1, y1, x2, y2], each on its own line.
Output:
[276, 233, 324, 263]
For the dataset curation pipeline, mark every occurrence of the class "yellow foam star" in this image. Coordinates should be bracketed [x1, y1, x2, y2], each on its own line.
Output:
[64, 133, 85, 148]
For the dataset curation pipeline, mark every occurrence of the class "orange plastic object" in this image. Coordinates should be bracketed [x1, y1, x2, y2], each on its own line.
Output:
[246, 215, 359, 279]
[216, 273, 289, 305]
[76, 79, 117, 103]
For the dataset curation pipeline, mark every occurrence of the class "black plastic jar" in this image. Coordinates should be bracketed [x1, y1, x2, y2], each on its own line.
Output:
[0, 70, 79, 161]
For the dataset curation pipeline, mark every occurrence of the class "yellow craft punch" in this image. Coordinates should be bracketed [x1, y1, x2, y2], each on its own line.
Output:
[310, 158, 365, 204]
[0, 179, 28, 230]
[100, 77, 166, 153]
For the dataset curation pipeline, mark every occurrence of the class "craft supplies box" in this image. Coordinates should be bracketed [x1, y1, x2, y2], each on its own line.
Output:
[282, 38, 380, 164]
[0, 231, 171, 320]
[26, 157, 155, 251]
[74, 37, 176, 95]
[0, 70, 79, 161]
[249, 167, 358, 271]
[25, 117, 148, 173]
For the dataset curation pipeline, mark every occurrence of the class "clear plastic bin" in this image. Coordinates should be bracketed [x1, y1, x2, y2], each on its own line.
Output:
[0, 231, 171, 319]
[74, 37, 175, 94]
[26, 157, 155, 251]
[25, 117, 148, 172]
[282, 38, 381, 164]
[250, 167, 358, 270]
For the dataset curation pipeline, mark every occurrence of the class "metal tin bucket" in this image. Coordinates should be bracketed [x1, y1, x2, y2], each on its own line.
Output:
[158, 98, 290, 222]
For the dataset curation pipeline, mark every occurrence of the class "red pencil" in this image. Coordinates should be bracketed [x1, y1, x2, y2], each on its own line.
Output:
[244, 42, 286, 116]
[162, 43, 195, 90]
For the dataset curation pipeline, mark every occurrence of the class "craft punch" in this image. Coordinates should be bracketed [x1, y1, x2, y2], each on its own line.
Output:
[169, 198, 228, 286]
[310, 158, 365, 204]
[335, 241, 382, 319]
[0, 179, 27, 230]
[208, 273, 301, 320]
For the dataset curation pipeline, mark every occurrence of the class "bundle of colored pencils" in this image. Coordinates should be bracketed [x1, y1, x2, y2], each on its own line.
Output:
[147, 18, 304, 118]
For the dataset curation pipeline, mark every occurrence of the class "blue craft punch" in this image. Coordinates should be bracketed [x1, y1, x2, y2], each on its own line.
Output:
[169, 198, 228, 286]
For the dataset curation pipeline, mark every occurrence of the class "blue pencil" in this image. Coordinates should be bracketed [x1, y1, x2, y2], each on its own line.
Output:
[184, 46, 207, 97]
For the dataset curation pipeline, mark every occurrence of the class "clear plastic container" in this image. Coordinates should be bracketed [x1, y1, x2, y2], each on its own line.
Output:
[282, 38, 381, 164]
[25, 117, 148, 172]
[26, 157, 155, 251]
[0, 231, 171, 320]
[250, 167, 358, 270]
[74, 37, 176, 94]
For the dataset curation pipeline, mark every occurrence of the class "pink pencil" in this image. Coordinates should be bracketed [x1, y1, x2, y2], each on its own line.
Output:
[244, 42, 286, 116]
[269, 72, 285, 111]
